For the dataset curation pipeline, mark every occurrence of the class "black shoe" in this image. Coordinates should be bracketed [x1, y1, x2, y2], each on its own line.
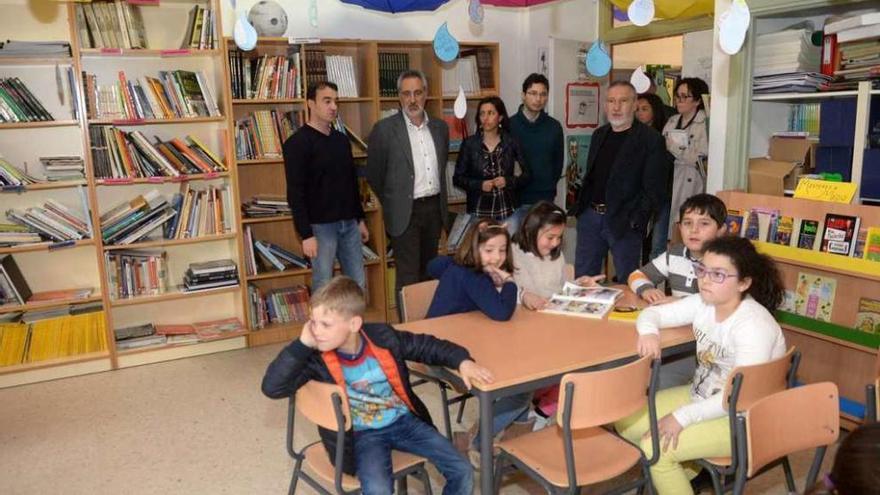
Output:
[690, 470, 715, 493]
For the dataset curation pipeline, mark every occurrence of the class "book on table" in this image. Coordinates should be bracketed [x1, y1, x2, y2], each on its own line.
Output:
[539, 282, 623, 319]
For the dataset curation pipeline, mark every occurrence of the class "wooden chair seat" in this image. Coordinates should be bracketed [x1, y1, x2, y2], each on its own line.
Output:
[497, 425, 642, 487]
[705, 456, 732, 467]
[303, 443, 428, 491]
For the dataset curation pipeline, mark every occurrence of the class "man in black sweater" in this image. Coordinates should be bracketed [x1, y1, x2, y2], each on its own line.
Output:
[283, 81, 368, 291]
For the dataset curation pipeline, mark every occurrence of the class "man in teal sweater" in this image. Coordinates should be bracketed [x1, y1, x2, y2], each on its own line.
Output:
[507, 73, 564, 233]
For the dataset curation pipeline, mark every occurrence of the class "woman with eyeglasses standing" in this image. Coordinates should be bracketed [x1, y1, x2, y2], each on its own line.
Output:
[663, 78, 710, 247]
[614, 236, 787, 495]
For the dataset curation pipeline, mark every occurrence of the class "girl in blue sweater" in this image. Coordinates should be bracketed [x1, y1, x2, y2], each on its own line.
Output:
[426, 218, 529, 466]
[426, 219, 517, 320]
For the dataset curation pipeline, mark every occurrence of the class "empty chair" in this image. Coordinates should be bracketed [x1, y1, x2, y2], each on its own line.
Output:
[286, 380, 433, 495]
[732, 382, 840, 494]
[492, 356, 661, 494]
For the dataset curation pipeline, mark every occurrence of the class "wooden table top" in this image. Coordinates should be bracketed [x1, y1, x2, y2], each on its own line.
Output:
[398, 307, 694, 391]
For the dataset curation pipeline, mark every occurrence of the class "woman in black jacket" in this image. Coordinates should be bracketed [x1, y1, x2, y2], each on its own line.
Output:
[453, 96, 530, 224]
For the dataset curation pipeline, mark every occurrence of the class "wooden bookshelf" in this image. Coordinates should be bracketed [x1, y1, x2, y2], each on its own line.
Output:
[87, 116, 227, 125]
[109, 285, 241, 307]
[7, 180, 89, 191]
[717, 190, 879, 423]
[95, 172, 229, 185]
[79, 48, 220, 58]
[0, 295, 103, 315]
[102, 233, 237, 251]
[0, 120, 79, 129]
[241, 215, 293, 224]
[0, 57, 74, 66]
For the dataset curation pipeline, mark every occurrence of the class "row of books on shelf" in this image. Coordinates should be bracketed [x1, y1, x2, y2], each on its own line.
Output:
[6, 191, 93, 244]
[441, 49, 494, 96]
[0, 254, 95, 308]
[304, 50, 359, 98]
[247, 284, 309, 329]
[241, 195, 290, 218]
[776, 271, 879, 336]
[726, 208, 879, 260]
[104, 250, 239, 299]
[242, 226, 309, 276]
[0, 308, 106, 367]
[74, 0, 147, 50]
[89, 126, 226, 179]
[228, 50, 303, 100]
[1, 156, 85, 186]
[378, 52, 410, 97]
[234, 110, 302, 160]
[0, 77, 53, 123]
[82, 69, 220, 121]
[783, 103, 820, 136]
[823, 13, 880, 88]
[113, 317, 245, 351]
[98, 186, 233, 246]
[181, 4, 219, 50]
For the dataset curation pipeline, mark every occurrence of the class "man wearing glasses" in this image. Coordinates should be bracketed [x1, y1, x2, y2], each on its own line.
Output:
[367, 70, 449, 313]
[507, 73, 564, 233]
[571, 80, 667, 283]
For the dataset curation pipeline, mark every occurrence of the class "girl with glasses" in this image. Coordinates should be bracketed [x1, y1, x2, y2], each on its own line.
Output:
[615, 236, 787, 495]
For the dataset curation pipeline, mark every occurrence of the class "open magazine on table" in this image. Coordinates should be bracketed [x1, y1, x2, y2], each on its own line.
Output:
[539, 282, 623, 319]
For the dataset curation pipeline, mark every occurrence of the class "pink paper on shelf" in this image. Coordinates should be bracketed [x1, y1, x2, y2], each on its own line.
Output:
[100, 48, 123, 55]
[111, 118, 145, 125]
[147, 176, 165, 183]
[170, 175, 189, 182]
[204, 172, 219, 179]
[160, 48, 191, 57]
[102, 177, 134, 184]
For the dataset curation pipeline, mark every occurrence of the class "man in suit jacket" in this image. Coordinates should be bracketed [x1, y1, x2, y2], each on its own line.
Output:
[367, 70, 449, 309]
[571, 81, 668, 282]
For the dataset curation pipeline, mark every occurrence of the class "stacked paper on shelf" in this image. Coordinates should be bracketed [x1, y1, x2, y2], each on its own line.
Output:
[753, 72, 833, 94]
[754, 26, 821, 77]
[0, 40, 71, 57]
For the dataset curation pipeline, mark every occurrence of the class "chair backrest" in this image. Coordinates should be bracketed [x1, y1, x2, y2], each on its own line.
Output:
[400, 279, 439, 322]
[723, 347, 797, 412]
[558, 355, 653, 430]
[295, 380, 351, 431]
[744, 382, 839, 477]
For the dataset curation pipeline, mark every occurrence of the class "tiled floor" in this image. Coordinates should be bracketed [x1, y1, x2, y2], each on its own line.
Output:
[0, 343, 837, 494]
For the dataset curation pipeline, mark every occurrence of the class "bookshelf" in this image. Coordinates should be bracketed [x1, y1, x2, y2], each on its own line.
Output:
[717, 190, 880, 424]
[222, 37, 500, 343]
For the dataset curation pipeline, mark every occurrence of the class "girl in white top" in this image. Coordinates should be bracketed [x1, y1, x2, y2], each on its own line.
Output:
[616, 236, 787, 495]
[511, 201, 603, 310]
[511, 201, 604, 417]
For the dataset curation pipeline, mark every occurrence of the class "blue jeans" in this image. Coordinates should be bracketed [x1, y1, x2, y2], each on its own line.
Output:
[505, 203, 532, 236]
[574, 208, 643, 282]
[651, 203, 671, 260]
[354, 413, 473, 495]
[472, 392, 533, 449]
[311, 219, 365, 292]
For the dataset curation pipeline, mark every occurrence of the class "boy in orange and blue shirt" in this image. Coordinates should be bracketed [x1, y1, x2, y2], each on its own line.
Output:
[262, 276, 492, 495]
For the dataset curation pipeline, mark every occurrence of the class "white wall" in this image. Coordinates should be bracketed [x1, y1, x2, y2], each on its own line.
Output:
[221, 0, 598, 109]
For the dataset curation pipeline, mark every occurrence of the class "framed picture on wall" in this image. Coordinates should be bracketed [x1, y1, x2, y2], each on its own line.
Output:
[565, 81, 600, 129]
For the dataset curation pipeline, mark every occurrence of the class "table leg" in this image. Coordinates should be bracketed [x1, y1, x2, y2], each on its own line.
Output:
[478, 390, 494, 494]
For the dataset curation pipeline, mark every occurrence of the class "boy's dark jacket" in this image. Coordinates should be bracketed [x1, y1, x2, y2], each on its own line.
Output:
[261, 322, 472, 474]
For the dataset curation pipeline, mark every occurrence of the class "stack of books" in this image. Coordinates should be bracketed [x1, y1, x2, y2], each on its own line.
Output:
[228, 51, 303, 100]
[0, 224, 41, 247]
[823, 13, 880, 90]
[6, 193, 93, 243]
[0, 255, 31, 306]
[181, 4, 218, 50]
[304, 49, 328, 92]
[89, 126, 226, 179]
[165, 183, 234, 239]
[100, 190, 176, 245]
[0, 40, 71, 58]
[0, 157, 41, 187]
[105, 249, 167, 298]
[40, 156, 85, 181]
[183, 259, 238, 292]
[73, 1, 147, 50]
[82, 69, 220, 121]
[752, 26, 828, 94]
[442, 49, 492, 96]
[378, 52, 410, 97]
[241, 195, 290, 218]
[234, 110, 301, 160]
[114, 323, 164, 350]
[324, 55, 359, 98]
[0, 77, 54, 122]
[243, 227, 310, 275]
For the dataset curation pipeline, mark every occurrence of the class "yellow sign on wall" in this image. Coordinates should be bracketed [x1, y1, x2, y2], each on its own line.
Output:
[793, 179, 857, 204]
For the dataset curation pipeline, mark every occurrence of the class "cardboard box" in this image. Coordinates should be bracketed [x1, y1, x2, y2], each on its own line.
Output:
[748, 137, 816, 196]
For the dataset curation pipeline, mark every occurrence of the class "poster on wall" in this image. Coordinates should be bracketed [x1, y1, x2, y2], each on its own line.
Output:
[565, 81, 600, 129]
[564, 134, 591, 212]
